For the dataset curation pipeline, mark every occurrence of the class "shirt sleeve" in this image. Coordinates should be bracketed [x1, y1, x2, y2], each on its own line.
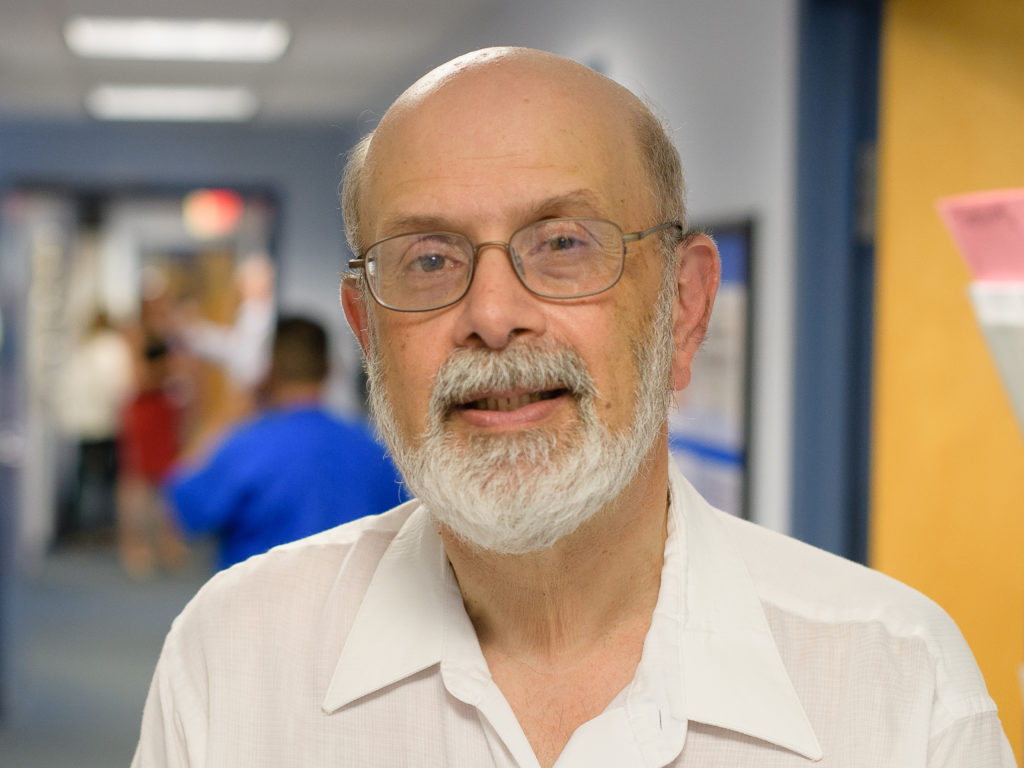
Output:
[131, 616, 209, 768]
[163, 432, 250, 538]
[927, 710, 1018, 767]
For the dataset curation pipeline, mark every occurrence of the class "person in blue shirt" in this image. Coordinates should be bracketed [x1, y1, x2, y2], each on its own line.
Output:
[164, 315, 405, 570]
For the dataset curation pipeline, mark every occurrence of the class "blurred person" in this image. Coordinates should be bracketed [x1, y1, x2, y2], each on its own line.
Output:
[179, 252, 276, 399]
[118, 335, 187, 578]
[137, 266, 179, 343]
[55, 309, 133, 542]
[163, 316, 405, 571]
[133, 48, 1015, 767]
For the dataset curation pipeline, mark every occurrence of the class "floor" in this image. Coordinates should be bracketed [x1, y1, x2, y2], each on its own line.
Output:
[0, 543, 212, 767]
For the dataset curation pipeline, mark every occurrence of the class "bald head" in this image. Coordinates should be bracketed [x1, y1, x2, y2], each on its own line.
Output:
[341, 47, 685, 259]
[385, 47, 638, 126]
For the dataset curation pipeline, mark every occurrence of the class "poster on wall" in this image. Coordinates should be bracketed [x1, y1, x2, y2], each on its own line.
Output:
[937, 188, 1024, 432]
[668, 220, 753, 518]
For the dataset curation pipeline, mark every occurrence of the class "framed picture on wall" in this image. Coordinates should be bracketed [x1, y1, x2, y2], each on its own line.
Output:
[668, 219, 754, 518]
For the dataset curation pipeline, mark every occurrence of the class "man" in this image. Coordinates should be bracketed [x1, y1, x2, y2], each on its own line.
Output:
[163, 316, 404, 571]
[133, 48, 1015, 766]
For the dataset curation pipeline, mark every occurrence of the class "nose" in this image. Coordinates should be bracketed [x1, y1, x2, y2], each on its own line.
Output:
[451, 242, 546, 350]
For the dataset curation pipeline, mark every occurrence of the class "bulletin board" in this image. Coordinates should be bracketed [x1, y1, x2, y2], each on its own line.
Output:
[668, 220, 754, 518]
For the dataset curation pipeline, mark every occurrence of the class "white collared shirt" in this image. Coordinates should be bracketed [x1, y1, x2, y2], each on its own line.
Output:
[132, 463, 1016, 767]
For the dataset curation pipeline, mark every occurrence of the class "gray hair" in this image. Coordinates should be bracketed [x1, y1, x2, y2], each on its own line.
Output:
[633, 102, 688, 264]
[340, 132, 373, 262]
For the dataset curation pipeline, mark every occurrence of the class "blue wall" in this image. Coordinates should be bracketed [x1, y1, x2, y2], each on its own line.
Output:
[792, 0, 881, 562]
[0, 119, 359, 333]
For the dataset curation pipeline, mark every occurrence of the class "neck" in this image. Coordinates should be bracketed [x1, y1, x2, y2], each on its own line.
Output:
[441, 438, 670, 666]
[268, 381, 323, 408]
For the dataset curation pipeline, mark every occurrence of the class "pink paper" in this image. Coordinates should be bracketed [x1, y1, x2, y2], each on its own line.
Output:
[937, 188, 1024, 280]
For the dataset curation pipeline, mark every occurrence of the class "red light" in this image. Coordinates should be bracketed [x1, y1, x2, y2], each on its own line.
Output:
[183, 188, 244, 238]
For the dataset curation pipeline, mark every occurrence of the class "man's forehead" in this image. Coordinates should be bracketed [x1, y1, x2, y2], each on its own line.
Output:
[363, 143, 634, 241]
[374, 189, 609, 238]
[366, 63, 640, 201]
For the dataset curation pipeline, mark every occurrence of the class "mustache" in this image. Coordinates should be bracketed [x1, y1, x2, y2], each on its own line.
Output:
[428, 343, 596, 416]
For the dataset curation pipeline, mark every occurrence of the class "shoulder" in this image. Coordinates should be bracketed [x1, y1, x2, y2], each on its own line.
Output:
[310, 410, 394, 457]
[717, 510, 997, 727]
[720, 511, 949, 633]
[272, 407, 376, 440]
[170, 500, 418, 641]
[208, 408, 310, 455]
[319, 409, 381, 441]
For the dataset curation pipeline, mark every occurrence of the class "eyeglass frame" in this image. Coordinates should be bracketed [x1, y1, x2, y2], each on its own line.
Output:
[347, 217, 684, 313]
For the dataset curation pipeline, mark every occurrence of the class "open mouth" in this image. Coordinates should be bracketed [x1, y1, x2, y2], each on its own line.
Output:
[459, 388, 567, 413]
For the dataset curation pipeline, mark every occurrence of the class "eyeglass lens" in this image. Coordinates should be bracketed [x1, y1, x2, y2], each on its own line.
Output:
[366, 218, 625, 311]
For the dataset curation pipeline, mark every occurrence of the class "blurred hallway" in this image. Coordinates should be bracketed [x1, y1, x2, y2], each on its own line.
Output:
[0, 543, 211, 767]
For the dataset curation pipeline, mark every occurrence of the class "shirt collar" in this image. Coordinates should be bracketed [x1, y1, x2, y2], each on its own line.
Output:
[322, 461, 822, 762]
[666, 463, 822, 761]
[322, 506, 452, 712]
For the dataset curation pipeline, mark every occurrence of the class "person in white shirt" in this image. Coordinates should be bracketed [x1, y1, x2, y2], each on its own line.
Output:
[56, 309, 134, 538]
[132, 47, 1017, 767]
[181, 252, 276, 393]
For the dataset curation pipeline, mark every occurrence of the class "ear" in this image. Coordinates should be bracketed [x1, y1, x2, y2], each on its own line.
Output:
[670, 233, 720, 391]
[341, 278, 372, 356]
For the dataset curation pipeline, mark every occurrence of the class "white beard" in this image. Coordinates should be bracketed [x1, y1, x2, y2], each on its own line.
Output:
[366, 277, 675, 555]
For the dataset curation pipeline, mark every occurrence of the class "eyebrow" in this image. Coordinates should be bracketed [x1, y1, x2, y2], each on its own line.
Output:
[523, 189, 607, 220]
[375, 189, 608, 240]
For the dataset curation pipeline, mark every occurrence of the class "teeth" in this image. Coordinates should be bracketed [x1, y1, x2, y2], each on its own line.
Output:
[473, 392, 545, 412]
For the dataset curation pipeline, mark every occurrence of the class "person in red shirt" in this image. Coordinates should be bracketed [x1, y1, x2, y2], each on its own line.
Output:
[118, 336, 187, 577]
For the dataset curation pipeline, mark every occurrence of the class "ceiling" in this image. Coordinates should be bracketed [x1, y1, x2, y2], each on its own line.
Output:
[0, 0, 503, 124]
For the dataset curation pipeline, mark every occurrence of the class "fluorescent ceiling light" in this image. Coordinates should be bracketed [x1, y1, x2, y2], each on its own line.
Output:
[86, 85, 259, 122]
[65, 17, 290, 62]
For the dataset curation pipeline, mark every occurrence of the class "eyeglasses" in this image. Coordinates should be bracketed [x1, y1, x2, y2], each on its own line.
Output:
[348, 217, 682, 312]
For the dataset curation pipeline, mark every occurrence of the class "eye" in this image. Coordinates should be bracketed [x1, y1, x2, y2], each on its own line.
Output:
[526, 221, 597, 256]
[546, 234, 584, 251]
[396, 234, 468, 278]
[413, 251, 448, 273]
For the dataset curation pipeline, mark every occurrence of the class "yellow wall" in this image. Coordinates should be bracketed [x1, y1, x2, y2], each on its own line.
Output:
[873, 0, 1024, 759]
